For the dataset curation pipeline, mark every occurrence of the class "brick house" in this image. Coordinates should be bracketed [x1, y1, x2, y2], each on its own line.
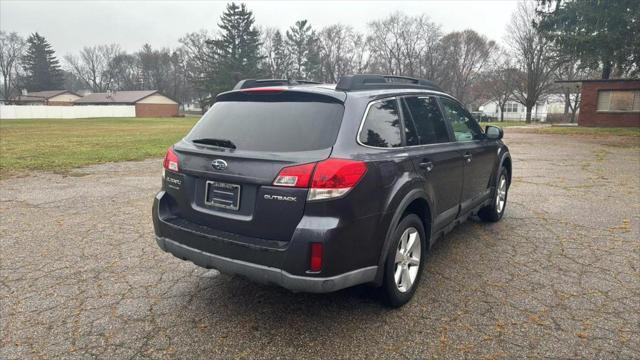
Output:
[10, 90, 81, 105]
[569, 79, 640, 127]
[74, 90, 179, 117]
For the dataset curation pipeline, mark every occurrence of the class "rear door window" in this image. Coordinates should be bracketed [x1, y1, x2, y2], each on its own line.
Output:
[359, 99, 403, 148]
[186, 100, 344, 152]
[402, 96, 451, 145]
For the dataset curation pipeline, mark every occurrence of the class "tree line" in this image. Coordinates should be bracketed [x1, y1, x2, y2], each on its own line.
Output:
[1, 1, 637, 122]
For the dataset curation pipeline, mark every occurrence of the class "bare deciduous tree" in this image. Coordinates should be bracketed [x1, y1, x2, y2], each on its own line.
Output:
[367, 13, 440, 78]
[179, 30, 215, 107]
[138, 44, 169, 91]
[166, 48, 193, 104]
[261, 27, 278, 77]
[416, 20, 443, 81]
[367, 15, 493, 106]
[317, 25, 369, 83]
[437, 29, 496, 105]
[480, 50, 520, 121]
[553, 61, 597, 123]
[349, 33, 371, 76]
[318, 24, 349, 82]
[65, 44, 121, 92]
[507, 2, 557, 123]
[260, 27, 290, 79]
[0, 31, 26, 98]
[108, 53, 140, 90]
[179, 30, 214, 82]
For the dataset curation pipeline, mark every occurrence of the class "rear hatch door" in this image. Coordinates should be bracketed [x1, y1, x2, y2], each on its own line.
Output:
[168, 89, 345, 242]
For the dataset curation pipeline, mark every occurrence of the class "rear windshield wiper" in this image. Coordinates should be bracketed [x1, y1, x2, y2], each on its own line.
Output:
[191, 138, 237, 149]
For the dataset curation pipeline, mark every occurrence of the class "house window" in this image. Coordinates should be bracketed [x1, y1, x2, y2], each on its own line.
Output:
[504, 102, 519, 113]
[597, 90, 640, 112]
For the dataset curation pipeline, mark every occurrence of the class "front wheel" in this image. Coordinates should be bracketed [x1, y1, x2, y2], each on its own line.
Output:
[478, 167, 509, 222]
[381, 214, 426, 308]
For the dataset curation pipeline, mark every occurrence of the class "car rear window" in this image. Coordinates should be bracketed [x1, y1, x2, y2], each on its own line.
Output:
[186, 100, 344, 152]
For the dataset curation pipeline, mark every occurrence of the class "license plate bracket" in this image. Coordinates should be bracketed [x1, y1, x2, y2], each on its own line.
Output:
[205, 181, 241, 211]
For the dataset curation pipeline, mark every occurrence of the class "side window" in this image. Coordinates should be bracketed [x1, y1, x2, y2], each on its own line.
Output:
[359, 99, 402, 148]
[439, 98, 483, 142]
[403, 96, 450, 145]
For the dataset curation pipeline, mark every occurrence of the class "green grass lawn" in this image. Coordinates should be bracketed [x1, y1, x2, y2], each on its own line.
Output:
[523, 126, 640, 137]
[481, 121, 535, 128]
[481, 121, 640, 137]
[0, 117, 198, 178]
[1, 117, 637, 179]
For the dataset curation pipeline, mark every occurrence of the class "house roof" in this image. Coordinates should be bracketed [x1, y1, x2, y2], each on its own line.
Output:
[74, 90, 160, 104]
[11, 90, 79, 102]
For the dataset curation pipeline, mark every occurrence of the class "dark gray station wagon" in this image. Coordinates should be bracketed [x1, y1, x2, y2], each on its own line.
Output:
[153, 75, 511, 307]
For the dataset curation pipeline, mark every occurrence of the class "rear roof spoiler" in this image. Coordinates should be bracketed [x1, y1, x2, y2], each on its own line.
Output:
[233, 79, 321, 90]
[335, 74, 443, 92]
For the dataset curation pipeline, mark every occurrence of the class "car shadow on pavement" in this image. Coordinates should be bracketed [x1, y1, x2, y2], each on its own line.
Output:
[179, 218, 484, 341]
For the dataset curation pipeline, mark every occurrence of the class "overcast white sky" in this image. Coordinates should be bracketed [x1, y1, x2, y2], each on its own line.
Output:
[1, 0, 521, 57]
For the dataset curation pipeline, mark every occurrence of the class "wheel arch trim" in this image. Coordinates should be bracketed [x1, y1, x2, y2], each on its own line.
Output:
[500, 151, 512, 185]
[374, 188, 433, 285]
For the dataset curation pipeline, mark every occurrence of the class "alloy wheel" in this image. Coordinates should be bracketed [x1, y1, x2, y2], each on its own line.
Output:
[496, 174, 507, 213]
[394, 227, 421, 293]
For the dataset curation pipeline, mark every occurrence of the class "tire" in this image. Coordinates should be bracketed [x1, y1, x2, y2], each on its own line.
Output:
[381, 214, 427, 308]
[478, 167, 509, 222]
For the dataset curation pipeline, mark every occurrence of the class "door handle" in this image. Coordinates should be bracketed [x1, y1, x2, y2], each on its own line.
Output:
[463, 153, 472, 163]
[419, 161, 434, 172]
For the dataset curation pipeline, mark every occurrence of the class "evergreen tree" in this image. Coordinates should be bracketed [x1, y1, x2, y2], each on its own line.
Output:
[536, 0, 640, 79]
[286, 20, 321, 80]
[271, 30, 290, 78]
[305, 34, 322, 81]
[21, 33, 63, 91]
[208, 2, 263, 95]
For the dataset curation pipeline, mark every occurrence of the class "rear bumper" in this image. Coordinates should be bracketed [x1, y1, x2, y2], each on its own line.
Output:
[156, 236, 377, 293]
[152, 191, 380, 293]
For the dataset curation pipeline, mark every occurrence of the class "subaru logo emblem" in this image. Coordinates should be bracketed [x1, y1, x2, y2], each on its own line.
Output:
[211, 159, 228, 170]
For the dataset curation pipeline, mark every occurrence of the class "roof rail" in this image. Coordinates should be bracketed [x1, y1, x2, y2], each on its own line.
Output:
[335, 74, 443, 92]
[233, 79, 321, 90]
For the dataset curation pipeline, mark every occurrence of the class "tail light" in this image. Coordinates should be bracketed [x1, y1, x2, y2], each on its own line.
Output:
[272, 163, 315, 187]
[309, 243, 323, 272]
[163, 147, 179, 172]
[272, 158, 367, 201]
[309, 158, 367, 200]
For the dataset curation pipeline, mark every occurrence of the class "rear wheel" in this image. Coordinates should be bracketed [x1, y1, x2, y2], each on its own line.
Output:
[381, 214, 426, 307]
[478, 167, 509, 222]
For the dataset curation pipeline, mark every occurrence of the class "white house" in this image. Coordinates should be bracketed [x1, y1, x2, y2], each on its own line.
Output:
[183, 100, 204, 114]
[479, 94, 570, 122]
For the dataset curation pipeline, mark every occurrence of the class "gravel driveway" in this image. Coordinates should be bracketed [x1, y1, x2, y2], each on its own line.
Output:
[1, 131, 639, 359]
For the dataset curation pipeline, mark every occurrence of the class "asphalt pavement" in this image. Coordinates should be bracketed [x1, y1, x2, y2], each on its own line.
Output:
[1, 131, 638, 359]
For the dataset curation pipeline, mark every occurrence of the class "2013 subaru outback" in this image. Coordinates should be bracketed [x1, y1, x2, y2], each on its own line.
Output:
[153, 75, 511, 307]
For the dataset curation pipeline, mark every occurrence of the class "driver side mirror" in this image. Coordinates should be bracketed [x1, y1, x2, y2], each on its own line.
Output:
[485, 125, 503, 140]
